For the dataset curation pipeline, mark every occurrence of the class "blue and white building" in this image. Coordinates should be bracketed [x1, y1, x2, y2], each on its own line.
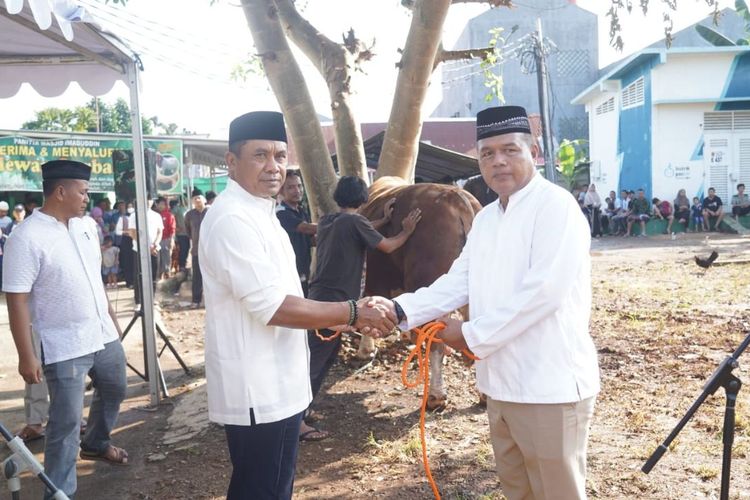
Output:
[573, 44, 750, 203]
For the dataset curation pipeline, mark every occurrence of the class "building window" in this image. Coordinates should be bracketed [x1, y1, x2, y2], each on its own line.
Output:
[595, 97, 615, 115]
[621, 76, 645, 110]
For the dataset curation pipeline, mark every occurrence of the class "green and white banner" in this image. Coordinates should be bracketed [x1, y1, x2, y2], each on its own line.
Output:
[0, 135, 183, 194]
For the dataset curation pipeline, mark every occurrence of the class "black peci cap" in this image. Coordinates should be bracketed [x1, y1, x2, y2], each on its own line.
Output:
[41, 160, 92, 181]
[476, 105, 532, 141]
[228, 111, 287, 147]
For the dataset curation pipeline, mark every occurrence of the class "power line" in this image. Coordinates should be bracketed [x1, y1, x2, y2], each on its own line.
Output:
[80, 0, 243, 53]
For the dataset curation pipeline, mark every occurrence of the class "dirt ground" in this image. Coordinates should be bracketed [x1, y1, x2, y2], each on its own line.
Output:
[2, 231, 750, 499]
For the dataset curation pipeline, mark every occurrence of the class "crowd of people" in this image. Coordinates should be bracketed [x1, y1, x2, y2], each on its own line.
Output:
[573, 183, 749, 237]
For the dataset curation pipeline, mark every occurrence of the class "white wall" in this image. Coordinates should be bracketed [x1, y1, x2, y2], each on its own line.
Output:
[651, 52, 735, 103]
[587, 91, 620, 197]
[651, 102, 711, 202]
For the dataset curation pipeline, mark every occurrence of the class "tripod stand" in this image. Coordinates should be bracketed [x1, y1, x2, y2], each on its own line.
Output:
[1, 422, 69, 500]
[119, 306, 190, 398]
[642, 330, 750, 500]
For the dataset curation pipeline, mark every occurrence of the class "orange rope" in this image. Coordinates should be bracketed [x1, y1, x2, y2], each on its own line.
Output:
[401, 321, 479, 500]
[314, 329, 342, 341]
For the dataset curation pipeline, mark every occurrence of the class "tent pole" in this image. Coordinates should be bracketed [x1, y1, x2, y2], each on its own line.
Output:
[127, 60, 160, 406]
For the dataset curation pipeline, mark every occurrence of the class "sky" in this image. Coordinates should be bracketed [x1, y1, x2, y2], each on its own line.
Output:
[0, 0, 737, 138]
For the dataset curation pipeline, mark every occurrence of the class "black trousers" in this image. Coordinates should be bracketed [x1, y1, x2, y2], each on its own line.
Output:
[733, 205, 750, 217]
[224, 411, 303, 500]
[120, 236, 134, 286]
[134, 253, 158, 305]
[307, 329, 342, 399]
[191, 255, 203, 304]
[176, 234, 190, 270]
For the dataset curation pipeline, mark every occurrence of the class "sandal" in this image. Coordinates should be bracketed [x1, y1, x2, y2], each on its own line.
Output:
[17, 425, 45, 443]
[80, 445, 129, 466]
[299, 427, 329, 442]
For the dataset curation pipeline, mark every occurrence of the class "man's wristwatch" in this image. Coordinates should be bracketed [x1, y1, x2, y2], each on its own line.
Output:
[393, 300, 406, 323]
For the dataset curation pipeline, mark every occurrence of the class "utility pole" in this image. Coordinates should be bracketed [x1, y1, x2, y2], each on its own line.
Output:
[534, 18, 556, 182]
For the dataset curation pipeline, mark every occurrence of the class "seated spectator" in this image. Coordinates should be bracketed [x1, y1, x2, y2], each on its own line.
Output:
[731, 183, 750, 219]
[673, 189, 691, 231]
[692, 197, 706, 231]
[652, 198, 674, 234]
[577, 185, 588, 215]
[611, 189, 630, 236]
[702, 187, 724, 231]
[583, 184, 603, 237]
[602, 190, 617, 234]
[626, 189, 650, 237]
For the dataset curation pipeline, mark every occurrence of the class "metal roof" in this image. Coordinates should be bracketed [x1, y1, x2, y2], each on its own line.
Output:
[331, 131, 479, 182]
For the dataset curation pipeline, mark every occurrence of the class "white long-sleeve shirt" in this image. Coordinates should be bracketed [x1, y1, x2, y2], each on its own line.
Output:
[396, 173, 600, 404]
[199, 179, 311, 425]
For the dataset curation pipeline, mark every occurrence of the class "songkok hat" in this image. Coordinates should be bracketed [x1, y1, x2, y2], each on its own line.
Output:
[476, 105, 532, 141]
[41, 160, 91, 181]
[228, 111, 287, 146]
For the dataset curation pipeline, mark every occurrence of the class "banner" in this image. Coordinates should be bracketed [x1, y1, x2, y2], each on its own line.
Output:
[0, 135, 183, 194]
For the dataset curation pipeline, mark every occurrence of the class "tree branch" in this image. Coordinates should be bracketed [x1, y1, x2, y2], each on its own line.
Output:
[273, 0, 338, 72]
[435, 46, 494, 64]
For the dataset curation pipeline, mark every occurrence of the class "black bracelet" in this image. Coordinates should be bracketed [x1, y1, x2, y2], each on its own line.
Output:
[393, 300, 406, 323]
[347, 299, 358, 326]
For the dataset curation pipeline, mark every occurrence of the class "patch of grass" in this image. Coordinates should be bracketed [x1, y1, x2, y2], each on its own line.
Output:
[624, 410, 648, 432]
[474, 441, 494, 469]
[364, 428, 422, 464]
[402, 435, 422, 459]
[694, 464, 719, 481]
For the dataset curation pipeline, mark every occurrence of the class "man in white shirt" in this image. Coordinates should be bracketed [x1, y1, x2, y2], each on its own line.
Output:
[200, 111, 396, 500]
[126, 199, 162, 305]
[4, 160, 128, 499]
[368, 106, 600, 500]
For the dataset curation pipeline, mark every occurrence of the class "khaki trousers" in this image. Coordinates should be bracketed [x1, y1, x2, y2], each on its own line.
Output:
[486, 397, 595, 500]
[24, 328, 49, 425]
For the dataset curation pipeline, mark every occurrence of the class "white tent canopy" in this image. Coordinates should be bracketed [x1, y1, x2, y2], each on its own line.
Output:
[0, 0, 134, 97]
[1, 0, 161, 405]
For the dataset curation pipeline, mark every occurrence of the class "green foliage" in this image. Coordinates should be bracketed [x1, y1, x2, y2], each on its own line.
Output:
[694, 0, 750, 46]
[19, 98, 202, 135]
[230, 54, 265, 83]
[556, 139, 589, 189]
[481, 27, 508, 104]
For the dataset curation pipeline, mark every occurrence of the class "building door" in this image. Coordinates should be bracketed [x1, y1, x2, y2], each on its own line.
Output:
[704, 111, 750, 202]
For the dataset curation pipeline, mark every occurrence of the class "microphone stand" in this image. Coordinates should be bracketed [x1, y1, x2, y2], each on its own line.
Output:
[0, 422, 69, 500]
[642, 331, 750, 500]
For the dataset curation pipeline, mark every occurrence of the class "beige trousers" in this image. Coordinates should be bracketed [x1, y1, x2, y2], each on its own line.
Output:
[24, 328, 49, 425]
[486, 397, 596, 500]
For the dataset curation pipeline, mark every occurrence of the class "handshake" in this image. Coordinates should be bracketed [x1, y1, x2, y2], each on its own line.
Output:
[344, 297, 468, 351]
[350, 296, 399, 337]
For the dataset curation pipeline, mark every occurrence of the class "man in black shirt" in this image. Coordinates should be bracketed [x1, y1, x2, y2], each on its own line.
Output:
[276, 172, 317, 296]
[702, 187, 725, 230]
[300, 176, 421, 441]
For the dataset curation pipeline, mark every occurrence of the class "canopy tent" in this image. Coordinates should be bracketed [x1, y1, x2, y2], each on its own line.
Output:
[1, 0, 162, 405]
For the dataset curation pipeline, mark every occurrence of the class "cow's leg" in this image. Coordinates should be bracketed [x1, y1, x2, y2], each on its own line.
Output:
[356, 334, 377, 360]
[427, 343, 447, 411]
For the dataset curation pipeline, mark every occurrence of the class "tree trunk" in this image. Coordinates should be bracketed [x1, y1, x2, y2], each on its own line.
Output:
[241, 0, 338, 217]
[375, 0, 451, 181]
[274, 0, 368, 181]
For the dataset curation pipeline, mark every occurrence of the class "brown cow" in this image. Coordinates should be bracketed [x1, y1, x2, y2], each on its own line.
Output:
[358, 176, 482, 410]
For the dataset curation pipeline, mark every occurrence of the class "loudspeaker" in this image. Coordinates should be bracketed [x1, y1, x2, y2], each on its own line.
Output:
[112, 148, 158, 202]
